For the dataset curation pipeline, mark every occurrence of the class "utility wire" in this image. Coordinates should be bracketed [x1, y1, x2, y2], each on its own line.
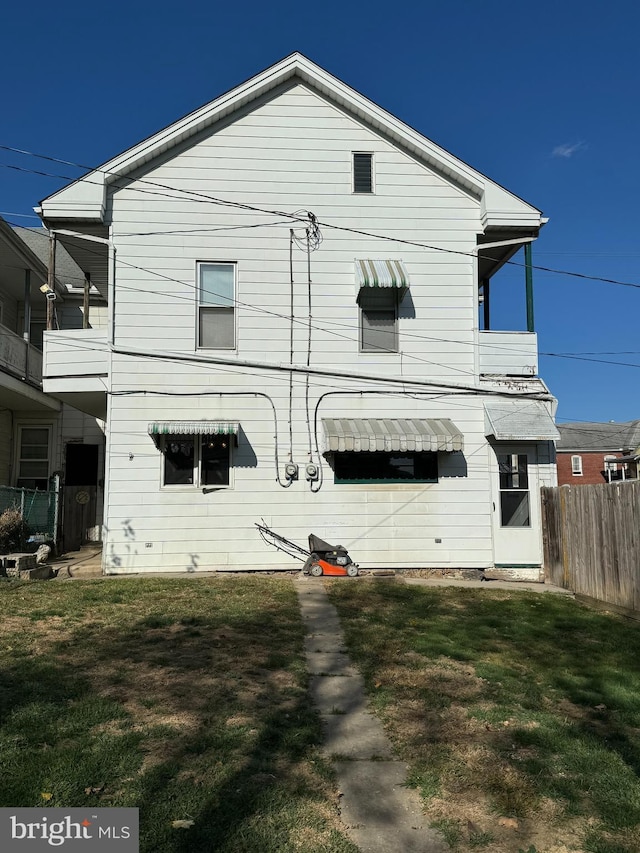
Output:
[2, 144, 640, 289]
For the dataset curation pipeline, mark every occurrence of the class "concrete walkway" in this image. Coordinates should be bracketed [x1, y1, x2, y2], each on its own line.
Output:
[52, 546, 103, 579]
[296, 578, 446, 853]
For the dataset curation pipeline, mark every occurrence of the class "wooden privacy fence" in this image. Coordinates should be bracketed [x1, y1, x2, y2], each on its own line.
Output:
[542, 480, 640, 611]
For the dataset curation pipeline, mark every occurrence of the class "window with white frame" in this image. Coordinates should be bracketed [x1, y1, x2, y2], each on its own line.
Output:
[571, 455, 583, 476]
[198, 262, 235, 349]
[353, 153, 373, 193]
[161, 434, 232, 488]
[359, 289, 398, 353]
[604, 455, 618, 476]
[16, 426, 51, 490]
[498, 453, 531, 527]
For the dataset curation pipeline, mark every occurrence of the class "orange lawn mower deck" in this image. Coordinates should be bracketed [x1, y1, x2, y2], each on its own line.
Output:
[255, 523, 359, 577]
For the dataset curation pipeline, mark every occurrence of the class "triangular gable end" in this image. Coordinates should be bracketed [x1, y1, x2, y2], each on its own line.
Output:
[38, 53, 543, 230]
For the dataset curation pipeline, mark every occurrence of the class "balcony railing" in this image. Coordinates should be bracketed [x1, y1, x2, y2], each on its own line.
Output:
[479, 331, 538, 377]
[43, 328, 108, 383]
[0, 324, 43, 386]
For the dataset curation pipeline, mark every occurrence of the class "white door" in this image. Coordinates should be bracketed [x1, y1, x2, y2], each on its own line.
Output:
[491, 445, 542, 566]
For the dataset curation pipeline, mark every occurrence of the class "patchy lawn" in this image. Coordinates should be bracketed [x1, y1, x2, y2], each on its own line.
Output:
[0, 576, 357, 853]
[327, 581, 640, 853]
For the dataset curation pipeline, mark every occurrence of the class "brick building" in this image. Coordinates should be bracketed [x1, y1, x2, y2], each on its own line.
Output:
[556, 421, 640, 485]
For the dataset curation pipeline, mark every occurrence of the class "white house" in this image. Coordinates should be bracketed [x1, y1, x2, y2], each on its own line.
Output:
[0, 217, 106, 549]
[37, 53, 559, 578]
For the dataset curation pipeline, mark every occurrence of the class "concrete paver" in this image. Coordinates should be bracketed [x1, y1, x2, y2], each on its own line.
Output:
[296, 578, 446, 852]
[336, 761, 447, 853]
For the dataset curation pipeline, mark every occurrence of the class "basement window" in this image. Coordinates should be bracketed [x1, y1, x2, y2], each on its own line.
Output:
[334, 451, 438, 484]
[353, 153, 373, 193]
[162, 434, 232, 488]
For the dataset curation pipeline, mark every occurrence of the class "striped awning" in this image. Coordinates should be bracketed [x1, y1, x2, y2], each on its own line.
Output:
[148, 421, 239, 439]
[322, 418, 463, 453]
[484, 401, 559, 441]
[355, 259, 409, 298]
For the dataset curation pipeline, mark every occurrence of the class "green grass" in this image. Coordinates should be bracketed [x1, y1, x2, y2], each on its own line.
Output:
[0, 577, 358, 853]
[327, 581, 640, 853]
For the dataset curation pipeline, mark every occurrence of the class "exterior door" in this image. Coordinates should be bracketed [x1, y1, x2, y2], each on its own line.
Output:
[63, 444, 99, 551]
[491, 445, 542, 566]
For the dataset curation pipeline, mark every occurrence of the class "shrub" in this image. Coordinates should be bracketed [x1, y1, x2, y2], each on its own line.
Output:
[0, 508, 30, 553]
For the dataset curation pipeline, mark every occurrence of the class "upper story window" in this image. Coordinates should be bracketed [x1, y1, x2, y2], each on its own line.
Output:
[571, 455, 583, 476]
[198, 262, 235, 349]
[353, 153, 373, 193]
[359, 289, 398, 353]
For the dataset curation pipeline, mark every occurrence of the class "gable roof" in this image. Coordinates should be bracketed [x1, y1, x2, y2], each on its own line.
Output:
[13, 226, 84, 291]
[557, 421, 640, 452]
[39, 53, 544, 230]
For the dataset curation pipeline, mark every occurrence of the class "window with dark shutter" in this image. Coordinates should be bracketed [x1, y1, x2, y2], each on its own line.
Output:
[353, 153, 373, 193]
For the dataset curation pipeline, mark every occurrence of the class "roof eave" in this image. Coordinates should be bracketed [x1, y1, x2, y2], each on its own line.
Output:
[39, 52, 543, 226]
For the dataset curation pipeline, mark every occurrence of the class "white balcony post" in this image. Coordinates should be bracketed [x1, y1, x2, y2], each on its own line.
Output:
[23, 268, 31, 381]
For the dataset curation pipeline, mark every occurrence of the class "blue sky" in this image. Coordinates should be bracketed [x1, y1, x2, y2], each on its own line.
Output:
[2, 0, 639, 424]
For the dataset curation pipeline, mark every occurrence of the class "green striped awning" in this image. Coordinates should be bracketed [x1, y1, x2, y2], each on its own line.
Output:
[148, 421, 239, 439]
[355, 259, 409, 298]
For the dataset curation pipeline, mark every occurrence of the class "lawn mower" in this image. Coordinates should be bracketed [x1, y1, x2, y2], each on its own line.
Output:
[255, 521, 359, 577]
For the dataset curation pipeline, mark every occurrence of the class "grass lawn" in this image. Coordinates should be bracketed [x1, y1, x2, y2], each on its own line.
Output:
[0, 576, 358, 853]
[327, 581, 640, 853]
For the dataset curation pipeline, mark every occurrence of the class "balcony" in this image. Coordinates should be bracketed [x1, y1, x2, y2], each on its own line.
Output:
[43, 328, 108, 419]
[0, 324, 43, 385]
[478, 331, 538, 377]
[0, 325, 60, 413]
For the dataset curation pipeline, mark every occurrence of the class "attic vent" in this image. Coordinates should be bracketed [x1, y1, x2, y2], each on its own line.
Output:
[353, 153, 373, 193]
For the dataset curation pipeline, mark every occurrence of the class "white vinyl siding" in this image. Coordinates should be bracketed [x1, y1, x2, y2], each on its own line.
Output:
[0, 410, 11, 485]
[109, 84, 478, 380]
[90, 83, 552, 574]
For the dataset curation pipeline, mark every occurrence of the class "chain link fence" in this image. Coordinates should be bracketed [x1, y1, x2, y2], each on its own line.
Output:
[0, 480, 59, 549]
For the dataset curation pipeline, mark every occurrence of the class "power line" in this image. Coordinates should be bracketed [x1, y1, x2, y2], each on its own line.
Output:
[2, 143, 640, 290]
[6, 216, 638, 376]
[540, 352, 640, 369]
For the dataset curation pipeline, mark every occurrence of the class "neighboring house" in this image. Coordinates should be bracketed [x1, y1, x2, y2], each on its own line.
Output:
[556, 421, 640, 485]
[0, 216, 107, 548]
[37, 53, 559, 578]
